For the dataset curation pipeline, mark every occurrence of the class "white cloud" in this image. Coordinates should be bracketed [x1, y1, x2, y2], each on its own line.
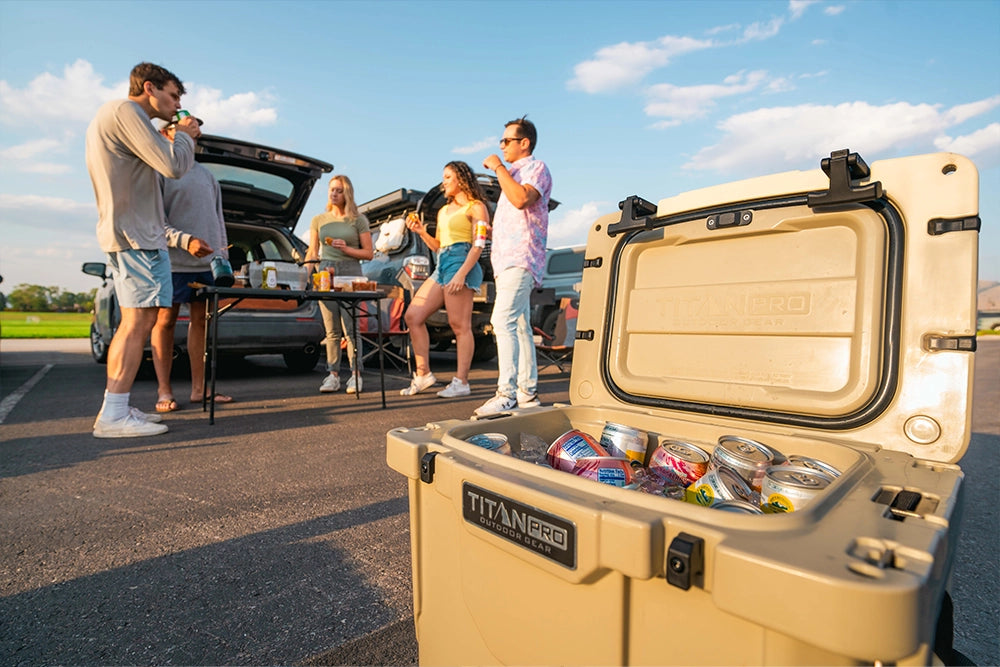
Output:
[0, 59, 278, 133]
[0, 137, 75, 175]
[548, 201, 607, 247]
[0, 193, 93, 213]
[0, 59, 122, 125]
[934, 123, 1000, 165]
[789, 0, 819, 20]
[183, 87, 278, 133]
[452, 136, 497, 155]
[706, 23, 740, 36]
[824, 5, 846, 16]
[685, 97, 1000, 173]
[944, 95, 1000, 125]
[644, 70, 769, 124]
[568, 35, 714, 94]
[741, 17, 784, 41]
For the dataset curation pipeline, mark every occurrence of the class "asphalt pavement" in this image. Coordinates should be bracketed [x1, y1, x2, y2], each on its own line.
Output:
[0, 337, 997, 666]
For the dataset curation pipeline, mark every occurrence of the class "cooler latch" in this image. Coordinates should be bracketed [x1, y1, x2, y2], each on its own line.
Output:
[575, 329, 595, 341]
[928, 215, 981, 236]
[807, 149, 883, 208]
[420, 451, 438, 484]
[924, 334, 977, 352]
[666, 532, 704, 590]
[582, 257, 603, 269]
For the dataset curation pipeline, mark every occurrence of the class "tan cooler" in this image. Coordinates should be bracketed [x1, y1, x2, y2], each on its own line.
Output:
[386, 149, 980, 665]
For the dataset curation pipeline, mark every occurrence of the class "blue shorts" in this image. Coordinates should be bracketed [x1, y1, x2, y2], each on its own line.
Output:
[107, 249, 172, 308]
[172, 270, 215, 303]
[430, 243, 483, 291]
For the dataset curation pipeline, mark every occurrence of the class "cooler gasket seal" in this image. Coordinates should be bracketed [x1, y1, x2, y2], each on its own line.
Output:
[599, 194, 904, 430]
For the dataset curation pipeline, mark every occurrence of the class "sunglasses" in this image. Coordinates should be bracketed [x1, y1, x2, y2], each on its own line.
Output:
[499, 136, 525, 147]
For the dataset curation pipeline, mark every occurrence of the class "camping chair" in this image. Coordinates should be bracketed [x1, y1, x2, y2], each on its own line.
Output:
[357, 286, 412, 373]
[534, 297, 577, 372]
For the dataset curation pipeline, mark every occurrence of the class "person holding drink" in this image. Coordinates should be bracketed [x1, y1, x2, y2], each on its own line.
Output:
[400, 161, 489, 398]
[306, 174, 373, 393]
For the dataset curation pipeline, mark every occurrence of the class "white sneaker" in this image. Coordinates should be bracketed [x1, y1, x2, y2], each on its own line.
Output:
[400, 373, 437, 396]
[93, 406, 163, 429]
[437, 378, 471, 398]
[320, 374, 341, 393]
[345, 374, 363, 394]
[94, 412, 169, 439]
[516, 391, 541, 408]
[473, 393, 517, 417]
[132, 406, 163, 423]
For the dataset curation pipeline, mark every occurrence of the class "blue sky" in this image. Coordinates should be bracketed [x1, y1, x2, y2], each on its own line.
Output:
[1, 0, 998, 294]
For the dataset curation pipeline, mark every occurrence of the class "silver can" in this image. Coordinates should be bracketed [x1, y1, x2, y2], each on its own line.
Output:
[648, 440, 710, 487]
[713, 500, 765, 515]
[711, 435, 774, 493]
[686, 465, 757, 507]
[760, 465, 833, 513]
[787, 454, 841, 479]
[466, 433, 512, 456]
[600, 421, 648, 464]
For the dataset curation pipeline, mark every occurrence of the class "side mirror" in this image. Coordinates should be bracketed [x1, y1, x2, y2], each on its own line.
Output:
[82, 262, 108, 280]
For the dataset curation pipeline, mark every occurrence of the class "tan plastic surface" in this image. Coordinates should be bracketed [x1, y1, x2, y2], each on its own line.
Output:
[574, 152, 978, 463]
[385, 151, 977, 666]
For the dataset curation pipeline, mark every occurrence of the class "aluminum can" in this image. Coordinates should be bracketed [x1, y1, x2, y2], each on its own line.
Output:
[173, 109, 192, 122]
[210, 256, 234, 287]
[711, 435, 774, 493]
[687, 465, 757, 507]
[761, 465, 833, 513]
[466, 433, 511, 456]
[317, 270, 331, 292]
[787, 454, 841, 479]
[648, 439, 710, 486]
[600, 421, 648, 464]
[713, 500, 765, 515]
[572, 457, 634, 487]
[546, 430, 609, 472]
[474, 220, 489, 248]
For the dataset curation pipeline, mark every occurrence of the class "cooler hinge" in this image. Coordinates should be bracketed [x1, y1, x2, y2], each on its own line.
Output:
[807, 149, 883, 208]
[666, 532, 704, 590]
[927, 215, 981, 236]
[923, 334, 977, 352]
[575, 329, 595, 341]
[420, 451, 438, 484]
[582, 257, 603, 269]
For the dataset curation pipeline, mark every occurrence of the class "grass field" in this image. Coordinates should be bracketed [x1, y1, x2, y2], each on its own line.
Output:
[1, 311, 91, 338]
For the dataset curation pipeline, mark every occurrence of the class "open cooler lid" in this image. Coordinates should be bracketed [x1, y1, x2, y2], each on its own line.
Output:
[572, 150, 980, 464]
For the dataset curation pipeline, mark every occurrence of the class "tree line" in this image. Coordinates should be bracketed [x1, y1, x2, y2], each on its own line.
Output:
[1, 284, 97, 313]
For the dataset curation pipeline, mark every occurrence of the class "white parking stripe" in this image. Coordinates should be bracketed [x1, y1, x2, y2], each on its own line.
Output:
[0, 364, 52, 424]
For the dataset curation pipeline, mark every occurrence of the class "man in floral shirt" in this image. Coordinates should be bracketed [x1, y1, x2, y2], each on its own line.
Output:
[476, 117, 553, 416]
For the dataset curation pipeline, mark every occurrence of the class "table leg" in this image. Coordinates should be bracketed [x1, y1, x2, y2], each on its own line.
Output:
[208, 292, 220, 425]
[377, 297, 386, 409]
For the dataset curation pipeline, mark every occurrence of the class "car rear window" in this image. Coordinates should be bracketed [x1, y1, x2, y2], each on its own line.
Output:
[548, 249, 585, 274]
[202, 164, 294, 203]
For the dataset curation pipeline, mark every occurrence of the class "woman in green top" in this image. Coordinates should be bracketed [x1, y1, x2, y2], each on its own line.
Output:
[306, 174, 373, 393]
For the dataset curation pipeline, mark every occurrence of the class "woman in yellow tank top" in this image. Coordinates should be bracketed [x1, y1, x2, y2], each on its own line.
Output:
[401, 161, 490, 398]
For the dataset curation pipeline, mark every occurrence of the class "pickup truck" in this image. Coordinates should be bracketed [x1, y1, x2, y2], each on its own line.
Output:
[359, 174, 559, 362]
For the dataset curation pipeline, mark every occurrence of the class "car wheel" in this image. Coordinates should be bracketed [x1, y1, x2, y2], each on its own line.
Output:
[472, 335, 497, 363]
[540, 309, 560, 341]
[90, 321, 109, 364]
[283, 345, 321, 373]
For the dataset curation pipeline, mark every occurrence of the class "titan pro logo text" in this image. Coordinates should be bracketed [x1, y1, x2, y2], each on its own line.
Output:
[463, 482, 577, 569]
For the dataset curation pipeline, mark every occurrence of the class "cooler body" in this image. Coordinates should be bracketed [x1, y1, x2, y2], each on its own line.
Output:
[386, 150, 979, 665]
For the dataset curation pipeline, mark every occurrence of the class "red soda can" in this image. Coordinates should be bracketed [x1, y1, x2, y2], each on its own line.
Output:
[546, 430, 609, 472]
[572, 457, 634, 487]
[649, 440, 710, 486]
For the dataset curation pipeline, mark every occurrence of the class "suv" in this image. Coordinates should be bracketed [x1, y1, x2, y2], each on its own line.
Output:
[359, 175, 558, 362]
[533, 244, 585, 336]
[83, 134, 332, 372]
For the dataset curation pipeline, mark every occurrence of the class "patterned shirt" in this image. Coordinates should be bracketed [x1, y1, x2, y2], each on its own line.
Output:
[490, 155, 552, 286]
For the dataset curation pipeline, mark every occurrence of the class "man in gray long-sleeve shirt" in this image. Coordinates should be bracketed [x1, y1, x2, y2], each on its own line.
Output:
[150, 127, 233, 413]
[86, 62, 203, 439]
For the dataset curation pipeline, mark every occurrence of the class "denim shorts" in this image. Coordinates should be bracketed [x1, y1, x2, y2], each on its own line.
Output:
[172, 270, 215, 303]
[107, 249, 172, 308]
[430, 243, 483, 291]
